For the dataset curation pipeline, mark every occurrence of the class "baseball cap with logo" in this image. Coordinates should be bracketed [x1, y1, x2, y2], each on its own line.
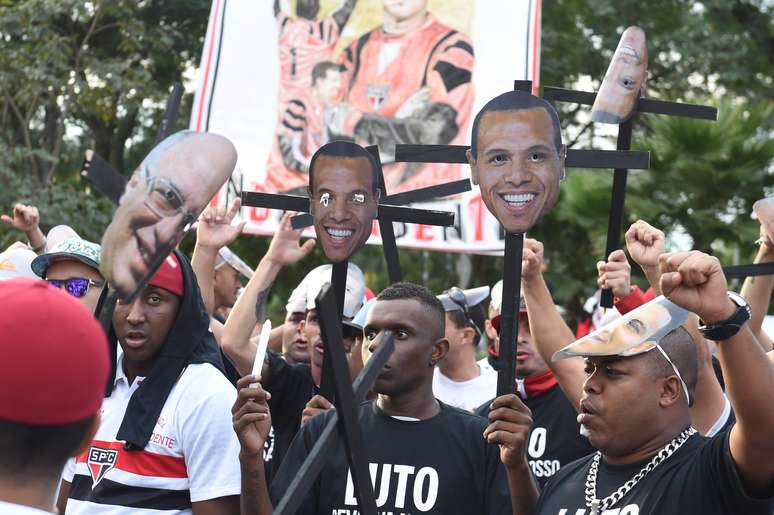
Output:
[304, 263, 367, 318]
[0, 246, 37, 280]
[216, 246, 254, 280]
[147, 252, 185, 297]
[31, 236, 102, 278]
[0, 278, 109, 425]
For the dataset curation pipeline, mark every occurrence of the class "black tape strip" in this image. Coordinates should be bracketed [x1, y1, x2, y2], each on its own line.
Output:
[497, 232, 524, 397]
[514, 80, 533, 92]
[319, 262, 348, 401]
[240, 191, 310, 212]
[366, 146, 403, 283]
[635, 98, 717, 120]
[600, 119, 634, 308]
[290, 213, 314, 230]
[394, 144, 648, 170]
[542, 86, 596, 105]
[316, 284, 378, 515]
[723, 262, 774, 279]
[383, 179, 471, 205]
[566, 149, 649, 170]
[542, 86, 717, 120]
[394, 144, 468, 164]
[81, 152, 126, 205]
[378, 205, 454, 226]
[154, 83, 183, 145]
[273, 332, 395, 515]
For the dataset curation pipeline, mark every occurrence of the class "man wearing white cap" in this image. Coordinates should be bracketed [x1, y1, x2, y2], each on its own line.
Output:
[214, 246, 254, 316]
[432, 285, 496, 412]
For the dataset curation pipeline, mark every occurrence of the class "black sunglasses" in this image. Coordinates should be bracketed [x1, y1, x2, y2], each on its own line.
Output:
[447, 286, 483, 339]
[46, 277, 104, 298]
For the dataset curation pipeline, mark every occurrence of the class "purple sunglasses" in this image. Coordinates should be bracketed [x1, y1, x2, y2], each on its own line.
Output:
[46, 277, 104, 298]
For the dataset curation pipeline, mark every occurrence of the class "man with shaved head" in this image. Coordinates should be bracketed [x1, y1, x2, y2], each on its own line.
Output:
[101, 131, 237, 299]
[513, 249, 774, 514]
[234, 282, 540, 515]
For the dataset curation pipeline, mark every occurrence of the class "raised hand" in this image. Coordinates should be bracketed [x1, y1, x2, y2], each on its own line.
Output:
[521, 238, 545, 281]
[753, 198, 774, 251]
[625, 219, 666, 270]
[659, 251, 735, 324]
[1, 203, 40, 233]
[196, 197, 245, 250]
[597, 249, 632, 299]
[301, 394, 334, 426]
[232, 375, 273, 457]
[265, 212, 316, 266]
[483, 394, 533, 470]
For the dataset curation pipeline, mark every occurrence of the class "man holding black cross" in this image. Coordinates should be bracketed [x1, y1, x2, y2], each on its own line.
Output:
[233, 282, 538, 515]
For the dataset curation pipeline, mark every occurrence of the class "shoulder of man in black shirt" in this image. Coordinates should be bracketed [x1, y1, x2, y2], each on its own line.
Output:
[270, 400, 513, 515]
[537, 427, 774, 515]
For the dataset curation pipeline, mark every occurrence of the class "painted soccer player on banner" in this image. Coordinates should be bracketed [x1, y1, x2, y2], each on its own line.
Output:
[591, 26, 648, 124]
[308, 141, 380, 262]
[466, 90, 566, 234]
[100, 131, 237, 300]
[192, 1, 540, 252]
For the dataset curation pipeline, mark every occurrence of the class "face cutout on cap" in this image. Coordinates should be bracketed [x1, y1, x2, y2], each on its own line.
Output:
[100, 131, 237, 300]
[591, 26, 648, 124]
[468, 93, 566, 235]
[308, 143, 379, 263]
[553, 295, 688, 361]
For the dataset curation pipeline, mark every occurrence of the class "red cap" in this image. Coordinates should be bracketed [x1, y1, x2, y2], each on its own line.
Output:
[148, 252, 184, 297]
[0, 278, 109, 425]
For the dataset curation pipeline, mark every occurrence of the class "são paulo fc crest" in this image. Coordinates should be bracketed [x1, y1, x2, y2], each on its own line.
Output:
[366, 84, 389, 110]
[87, 447, 118, 486]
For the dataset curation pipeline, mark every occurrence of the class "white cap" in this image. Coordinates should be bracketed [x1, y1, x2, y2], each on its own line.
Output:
[285, 281, 308, 314]
[0, 246, 37, 280]
[437, 285, 490, 312]
[216, 247, 254, 279]
[304, 263, 367, 318]
[44, 225, 81, 253]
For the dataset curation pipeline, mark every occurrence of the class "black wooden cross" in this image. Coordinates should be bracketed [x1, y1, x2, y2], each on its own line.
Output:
[394, 79, 653, 396]
[272, 283, 396, 515]
[541, 86, 718, 307]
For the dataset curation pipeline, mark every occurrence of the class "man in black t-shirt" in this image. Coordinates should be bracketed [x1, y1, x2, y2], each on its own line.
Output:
[518, 250, 774, 514]
[233, 282, 539, 515]
[477, 286, 594, 488]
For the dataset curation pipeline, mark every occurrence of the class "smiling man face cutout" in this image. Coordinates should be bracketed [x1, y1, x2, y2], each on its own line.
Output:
[308, 141, 380, 263]
[591, 26, 648, 124]
[467, 90, 566, 234]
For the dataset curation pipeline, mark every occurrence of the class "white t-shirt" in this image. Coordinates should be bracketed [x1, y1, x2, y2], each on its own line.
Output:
[0, 500, 52, 514]
[432, 365, 498, 412]
[62, 358, 241, 514]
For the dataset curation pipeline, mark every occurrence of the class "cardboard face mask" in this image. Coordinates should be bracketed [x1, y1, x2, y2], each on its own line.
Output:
[753, 197, 774, 246]
[308, 142, 379, 263]
[591, 26, 648, 124]
[467, 90, 566, 234]
[100, 131, 237, 300]
[552, 296, 688, 361]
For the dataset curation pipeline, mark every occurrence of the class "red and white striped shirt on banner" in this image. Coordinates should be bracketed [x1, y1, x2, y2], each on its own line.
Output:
[62, 356, 241, 514]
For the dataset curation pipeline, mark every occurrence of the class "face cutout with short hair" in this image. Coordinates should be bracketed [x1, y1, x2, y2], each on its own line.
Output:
[468, 94, 566, 234]
[591, 26, 648, 124]
[100, 131, 237, 300]
[308, 143, 379, 263]
[553, 295, 688, 361]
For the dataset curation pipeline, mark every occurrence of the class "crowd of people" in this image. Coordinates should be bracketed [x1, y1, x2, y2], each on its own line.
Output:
[2, 180, 774, 515]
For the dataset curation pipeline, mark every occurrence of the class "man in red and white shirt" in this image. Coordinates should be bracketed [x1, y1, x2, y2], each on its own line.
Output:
[59, 253, 241, 514]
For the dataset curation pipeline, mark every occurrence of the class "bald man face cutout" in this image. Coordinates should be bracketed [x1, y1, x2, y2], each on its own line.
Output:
[591, 26, 648, 124]
[308, 145, 379, 263]
[101, 131, 237, 299]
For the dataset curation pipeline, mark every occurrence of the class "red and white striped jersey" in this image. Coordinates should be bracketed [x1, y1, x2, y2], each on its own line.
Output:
[62, 358, 241, 514]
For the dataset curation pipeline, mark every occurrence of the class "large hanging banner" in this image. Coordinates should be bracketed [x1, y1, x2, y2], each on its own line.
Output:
[191, 0, 541, 253]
